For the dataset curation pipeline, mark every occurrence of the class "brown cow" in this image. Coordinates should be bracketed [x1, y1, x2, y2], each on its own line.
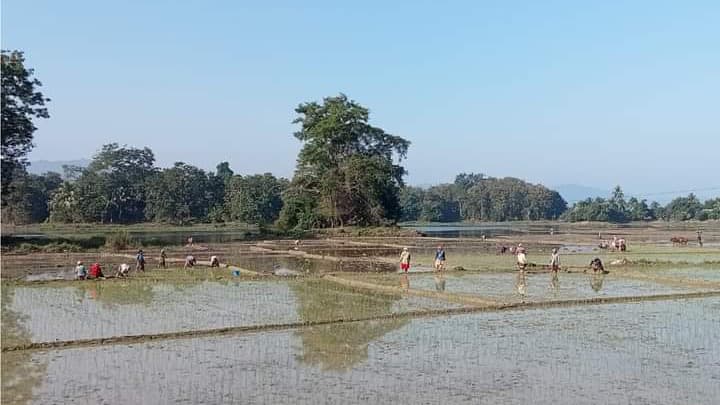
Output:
[670, 236, 688, 246]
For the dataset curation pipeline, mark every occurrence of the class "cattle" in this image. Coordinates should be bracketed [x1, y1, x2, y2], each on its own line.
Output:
[670, 236, 688, 246]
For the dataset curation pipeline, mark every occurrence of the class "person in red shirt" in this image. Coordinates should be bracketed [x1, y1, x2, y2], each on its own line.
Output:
[89, 262, 105, 279]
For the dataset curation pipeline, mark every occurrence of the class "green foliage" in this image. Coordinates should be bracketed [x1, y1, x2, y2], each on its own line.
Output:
[280, 94, 410, 229]
[1, 50, 50, 202]
[661, 193, 704, 221]
[421, 184, 461, 222]
[51, 143, 157, 223]
[2, 171, 62, 224]
[144, 162, 218, 224]
[399, 173, 566, 222]
[563, 187, 716, 223]
[225, 173, 287, 225]
[105, 230, 134, 251]
[399, 186, 425, 221]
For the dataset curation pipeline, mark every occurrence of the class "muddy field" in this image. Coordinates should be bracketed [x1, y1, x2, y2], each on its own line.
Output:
[2, 222, 720, 404]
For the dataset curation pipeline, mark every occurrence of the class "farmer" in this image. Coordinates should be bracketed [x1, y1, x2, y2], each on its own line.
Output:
[184, 255, 196, 269]
[210, 255, 220, 267]
[159, 249, 167, 268]
[697, 230, 703, 247]
[399, 247, 411, 273]
[549, 248, 561, 272]
[516, 243, 528, 271]
[589, 257, 606, 273]
[434, 245, 446, 271]
[89, 262, 105, 279]
[115, 263, 131, 278]
[135, 250, 146, 272]
[75, 261, 87, 280]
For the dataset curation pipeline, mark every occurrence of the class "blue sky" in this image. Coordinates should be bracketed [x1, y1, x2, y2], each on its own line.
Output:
[3, 0, 719, 197]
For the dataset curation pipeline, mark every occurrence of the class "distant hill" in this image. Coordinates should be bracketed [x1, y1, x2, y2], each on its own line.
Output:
[554, 184, 609, 204]
[27, 159, 90, 175]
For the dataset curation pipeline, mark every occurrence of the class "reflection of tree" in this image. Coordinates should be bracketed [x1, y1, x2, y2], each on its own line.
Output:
[75, 281, 157, 307]
[1, 287, 48, 405]
[291, 279, 408, 371]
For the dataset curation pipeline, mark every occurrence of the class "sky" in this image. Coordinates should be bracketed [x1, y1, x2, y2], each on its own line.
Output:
[3, 0, 719, 198]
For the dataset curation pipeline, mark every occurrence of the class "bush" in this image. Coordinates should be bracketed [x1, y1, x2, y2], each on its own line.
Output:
[105, 230, 135, 251]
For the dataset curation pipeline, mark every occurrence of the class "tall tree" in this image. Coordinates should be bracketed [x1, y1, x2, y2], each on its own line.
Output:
[1, 51, 50, 201]
[280, 94, 410, 229]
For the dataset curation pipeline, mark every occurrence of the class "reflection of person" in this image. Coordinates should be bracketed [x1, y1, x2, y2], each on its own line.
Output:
[549, 271, 559, 291]
[516, 244, 528, 271]
[210, 255, 220, 267]
[434, 273, 446, 292]
[184, 255, 196, 269]
[159, 249, 167, 268]
[75, 261, 87, 280]
[434, 245, 446, 272]
[549, 248, 560, 272]
[400, 274, 410, 291]
[399, 248, 411, 273]
[590, 273, 605, 292]
[515, 271, 527, 300]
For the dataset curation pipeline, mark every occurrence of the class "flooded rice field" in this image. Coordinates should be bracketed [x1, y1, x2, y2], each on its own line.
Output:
[4, 297, 718, 404]
[343, 272, 707, 303]
[3, 226, 720, 404]
[2, 279, 461, 346]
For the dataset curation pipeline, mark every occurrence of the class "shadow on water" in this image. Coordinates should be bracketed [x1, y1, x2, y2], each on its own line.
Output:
[1, 287, 47, 405]
[291, 279, 409, 371]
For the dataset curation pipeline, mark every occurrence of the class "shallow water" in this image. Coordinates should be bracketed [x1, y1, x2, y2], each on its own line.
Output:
[645, 267, 720, 282]
[2, 280, 460, 345]
[8, 297, 718, 404]
[378, 272, 701, 303]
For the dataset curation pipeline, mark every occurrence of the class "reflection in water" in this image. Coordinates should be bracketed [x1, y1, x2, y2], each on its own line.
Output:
[549, 272, 560, 292]
[1, 287, 47, 405]
[400, 274, 410, 291]
[434, 273, 446, 292]
[590, 273, 605, 292]
[291, 280, 408, 371]
[515, 271, 528, 299]
[75, 282, 157, 307]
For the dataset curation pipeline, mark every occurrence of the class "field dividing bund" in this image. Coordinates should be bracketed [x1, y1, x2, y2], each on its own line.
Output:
[4, 284, 718, 353]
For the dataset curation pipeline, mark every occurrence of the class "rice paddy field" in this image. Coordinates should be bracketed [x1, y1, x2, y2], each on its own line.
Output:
[2, 222, 720, 404]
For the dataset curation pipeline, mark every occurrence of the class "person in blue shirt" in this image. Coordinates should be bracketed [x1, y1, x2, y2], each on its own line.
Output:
[434, 245, 446, 272]
[135, 250, 146, 272]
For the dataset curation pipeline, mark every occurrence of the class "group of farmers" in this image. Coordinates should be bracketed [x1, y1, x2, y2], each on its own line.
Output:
[398, 244, 607, 275]
[74, 248, 221, 280]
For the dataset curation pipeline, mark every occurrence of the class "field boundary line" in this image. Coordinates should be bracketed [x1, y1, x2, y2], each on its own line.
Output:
[3, 291, 718, 353]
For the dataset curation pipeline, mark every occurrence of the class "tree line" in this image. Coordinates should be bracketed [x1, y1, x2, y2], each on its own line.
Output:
[2, 143, 288, 225]
[563, 186, 720, 222]
[400, 173, 567, 222]
[2, 51, 718, 228]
